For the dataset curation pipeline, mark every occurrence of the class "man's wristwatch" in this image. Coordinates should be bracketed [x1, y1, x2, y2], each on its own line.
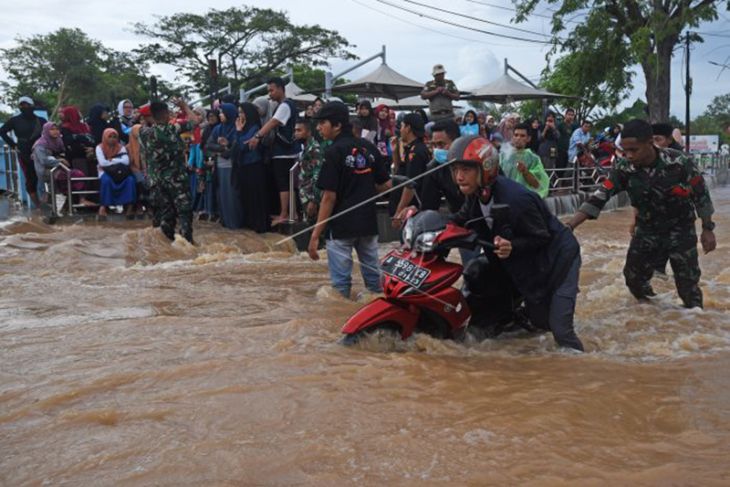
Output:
[702, 221, 716, 231]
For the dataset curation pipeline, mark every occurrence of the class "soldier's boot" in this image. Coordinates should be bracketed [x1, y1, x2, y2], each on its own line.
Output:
[624, 269, 656, 301]
[669, 245, 702, 309]
[675, 277, 703, 309]
[160, 221, 175, 241]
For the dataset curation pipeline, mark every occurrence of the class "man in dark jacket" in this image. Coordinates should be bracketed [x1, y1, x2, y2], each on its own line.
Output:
[0, 96, 47, 206]
[448, 135, 584, 351]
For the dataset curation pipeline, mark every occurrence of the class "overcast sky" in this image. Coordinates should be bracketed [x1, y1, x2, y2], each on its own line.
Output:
[1, 0, 728, 119]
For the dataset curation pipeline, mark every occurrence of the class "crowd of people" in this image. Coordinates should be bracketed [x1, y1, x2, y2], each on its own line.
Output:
[0, 64, 719, 352]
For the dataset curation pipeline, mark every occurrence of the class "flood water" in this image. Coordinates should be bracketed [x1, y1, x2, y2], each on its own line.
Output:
[1, 189, 729, 486]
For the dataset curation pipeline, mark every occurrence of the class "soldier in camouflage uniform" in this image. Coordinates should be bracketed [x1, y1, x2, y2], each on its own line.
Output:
[140, 99, 199, 243]
[420, 64, 460, 122]
[295, 120, 323, 223]
[567, 119, 717, 308]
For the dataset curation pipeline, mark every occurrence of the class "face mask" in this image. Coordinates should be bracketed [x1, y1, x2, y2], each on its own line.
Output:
[433, 148, 449, 164]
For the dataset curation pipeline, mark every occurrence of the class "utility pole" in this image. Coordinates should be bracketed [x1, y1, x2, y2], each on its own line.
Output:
[684, 32, 692, 153]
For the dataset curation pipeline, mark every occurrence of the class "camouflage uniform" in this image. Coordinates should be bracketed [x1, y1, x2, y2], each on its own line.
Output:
[298, 137, 324, 222]
[140, 121, 194, 242]
[579, 147, 714, 308]
[421, 79, 459, 122]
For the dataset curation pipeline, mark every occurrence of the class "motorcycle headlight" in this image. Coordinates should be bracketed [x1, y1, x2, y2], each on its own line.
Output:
[414, 231, 439, 253]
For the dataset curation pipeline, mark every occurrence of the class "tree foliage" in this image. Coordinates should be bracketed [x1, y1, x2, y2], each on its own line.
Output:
[133, 6, 356, 95]
[0, 28, 152, 117]
[515, 0, 729, 122]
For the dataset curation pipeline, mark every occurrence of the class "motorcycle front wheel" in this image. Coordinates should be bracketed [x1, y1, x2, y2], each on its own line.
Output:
[340, 321, 402, 346]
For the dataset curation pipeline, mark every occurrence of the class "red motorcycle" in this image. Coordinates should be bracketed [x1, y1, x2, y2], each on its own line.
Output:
[341, 209, 504, 345]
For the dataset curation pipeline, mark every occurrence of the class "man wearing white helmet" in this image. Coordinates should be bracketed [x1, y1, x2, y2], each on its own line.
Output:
[448, 135, 585, 351]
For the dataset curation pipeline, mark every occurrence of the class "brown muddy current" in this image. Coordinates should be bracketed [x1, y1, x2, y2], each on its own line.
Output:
[1, 189, 730, 486]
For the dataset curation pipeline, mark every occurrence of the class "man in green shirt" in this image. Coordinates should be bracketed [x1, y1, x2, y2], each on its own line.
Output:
[500, 122, 550, 198]
[295, 120, 323, 223]
[567, 119, 716, 308]
[421, 64, 460, 122]
[140, 99, 199, 243]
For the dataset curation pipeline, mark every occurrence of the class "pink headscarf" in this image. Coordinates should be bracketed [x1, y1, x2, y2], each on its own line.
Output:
[33, 122, 65, 153]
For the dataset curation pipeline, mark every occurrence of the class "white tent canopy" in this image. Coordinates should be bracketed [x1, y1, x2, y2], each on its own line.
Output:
[286, 81, 318, 104]
[464, 73, 576, 103]
[329, 63, 424, 101]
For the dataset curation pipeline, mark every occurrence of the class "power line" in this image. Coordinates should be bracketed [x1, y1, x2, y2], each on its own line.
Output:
[398, 0, 553, 38]
[374, 0, 554, 44]
[696, 31, 730, 39]
[461, 0, 582, 24]
[349, 0, 522, 48]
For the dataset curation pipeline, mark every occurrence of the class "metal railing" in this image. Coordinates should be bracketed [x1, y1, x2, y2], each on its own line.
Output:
[1, 145, 21, 196]
[287, 161, 300, 223]
[48, 164, 100, 217]
[546, 164, 608, 196]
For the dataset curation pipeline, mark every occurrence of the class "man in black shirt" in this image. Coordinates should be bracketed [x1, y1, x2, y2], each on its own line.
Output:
[308, 102, 392, 298]
[0, 96, 47, 206]
[419, 119, 464, 213]
[392, 113, 430, 228]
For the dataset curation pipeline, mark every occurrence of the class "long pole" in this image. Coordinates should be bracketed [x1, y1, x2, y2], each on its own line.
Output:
[685, 33, 692, 153]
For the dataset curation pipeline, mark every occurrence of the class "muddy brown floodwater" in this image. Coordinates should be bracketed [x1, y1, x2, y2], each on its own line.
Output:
[1, 189, 730, 486]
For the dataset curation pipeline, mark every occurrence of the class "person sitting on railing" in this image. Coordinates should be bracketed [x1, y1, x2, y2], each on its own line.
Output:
[32, 121, 93, 209]
[59, 106, 97, 181]
[499, 123, 550, 198]
[95, 128, 136, 217]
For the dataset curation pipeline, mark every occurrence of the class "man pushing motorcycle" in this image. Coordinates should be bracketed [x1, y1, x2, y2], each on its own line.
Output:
[447, 135, 585, 351]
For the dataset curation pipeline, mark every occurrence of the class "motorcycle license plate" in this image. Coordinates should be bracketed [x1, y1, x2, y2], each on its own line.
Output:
[381, 255, 431, 288]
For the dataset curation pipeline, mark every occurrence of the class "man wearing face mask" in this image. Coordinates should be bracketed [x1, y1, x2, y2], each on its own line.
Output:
[418, 119, 464, 214]
[0, 96, 48, 207]
[449, 135, 585, 351]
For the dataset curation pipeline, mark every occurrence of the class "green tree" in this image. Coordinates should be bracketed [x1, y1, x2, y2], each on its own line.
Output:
[515, 0, 729, 123]
[0, 28, 152, 118]
[133, 6, 356, 97]
[704, 92, 730, 128]
[692, 92, 730, 143]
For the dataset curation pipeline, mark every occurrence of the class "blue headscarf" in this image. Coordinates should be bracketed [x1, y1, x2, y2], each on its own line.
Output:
[211, 103, 238, 144]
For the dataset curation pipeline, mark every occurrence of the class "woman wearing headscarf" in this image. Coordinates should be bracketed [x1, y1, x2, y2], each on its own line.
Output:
[95, 128, 136, 217]
[373, 104, 394, 159]
[59, 106, 96, 177]
[232, 102, 269, 233]
[187, 106, 208, 217]
[198, 109, 220, 221]
[527, 117, 542, 153]
[32, 121, 92, 206]
[88, 103, 126, 145]
[117, 99, 135, 136]
[356, 100, 378, 143]
[205, 102, 244, 229]
[460, 110, 480, 136]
